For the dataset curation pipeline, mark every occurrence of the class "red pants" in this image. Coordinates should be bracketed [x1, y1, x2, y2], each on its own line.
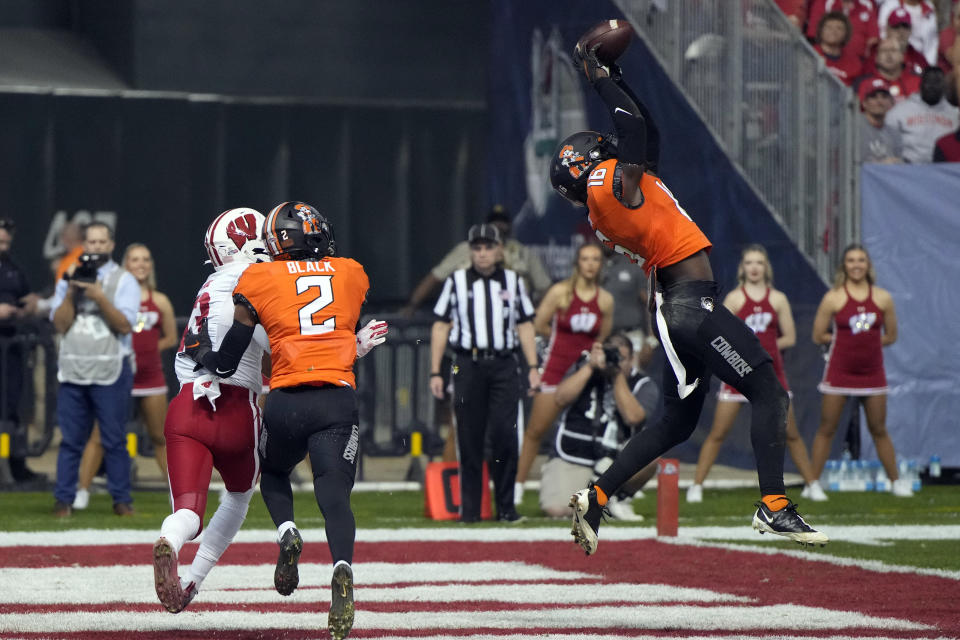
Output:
[164, 384, 262, 520]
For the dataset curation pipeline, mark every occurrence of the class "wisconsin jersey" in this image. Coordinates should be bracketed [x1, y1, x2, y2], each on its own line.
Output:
[819, 285, 887, 395]
[718, 287, 789, 402]
[586, 160, 712, 275]
[176, 262, 270, 395]
[234, 257, 369, 390]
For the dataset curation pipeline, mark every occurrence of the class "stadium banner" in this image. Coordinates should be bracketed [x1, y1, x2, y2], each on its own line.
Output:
[860, 163, 960, 468]
[489, 1, 829, 468]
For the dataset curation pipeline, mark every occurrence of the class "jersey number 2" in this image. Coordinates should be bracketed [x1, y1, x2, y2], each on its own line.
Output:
[296, 275, 335, 335]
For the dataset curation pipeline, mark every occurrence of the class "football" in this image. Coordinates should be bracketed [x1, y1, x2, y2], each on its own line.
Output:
[576, 19, 634, 64]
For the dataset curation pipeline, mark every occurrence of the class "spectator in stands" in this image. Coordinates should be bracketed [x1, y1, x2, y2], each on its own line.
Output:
[514, 242, 613, 504]
[939, 4, 960, 71]
[775, 0, 809, 29]
[539, 335, 658, 520]
[0, 218, 44, 486]
[879, 0, 939, 67]
[934, 57, 960, 160]
[858, 37, 922, 101]
[859, 77, 905, 162]
[73, 243, 176, 510]
[401, 205, 551, 315]
[884, 7, 934, 71]
[601, 248, 657, 370]
[810, 243, 912, 497]
[49, 222, 140, 517]
[807, 0, 879, 61]
[814, 12, 863, 85]
[687, 245, 827, 504]
[886, 65, 960, 161]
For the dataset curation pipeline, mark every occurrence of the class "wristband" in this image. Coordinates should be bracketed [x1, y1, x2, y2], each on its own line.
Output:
[430, 372, 442, 377]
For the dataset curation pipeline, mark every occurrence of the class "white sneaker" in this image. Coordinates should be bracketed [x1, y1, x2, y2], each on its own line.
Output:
[892, 478, 914, 497]
[686, 484, 703, 503]
[607, 496, 644, 521]
[514, 481, 524, 506]
[802, 480, 829, 502]
[72, 488, 90, 510]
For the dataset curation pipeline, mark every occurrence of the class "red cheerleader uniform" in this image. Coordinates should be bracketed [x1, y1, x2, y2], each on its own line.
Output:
[818, 285, 887, 396]
[132, 291, 169, 397]
[539, 290, 603, 392]
[718, 287, 790, 402]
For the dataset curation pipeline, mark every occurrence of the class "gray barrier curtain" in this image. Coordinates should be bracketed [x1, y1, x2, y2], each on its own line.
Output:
[0, 91, 487, 314]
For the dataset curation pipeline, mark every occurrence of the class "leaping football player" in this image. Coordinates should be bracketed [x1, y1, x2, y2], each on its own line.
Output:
[550, 27, 828, 555]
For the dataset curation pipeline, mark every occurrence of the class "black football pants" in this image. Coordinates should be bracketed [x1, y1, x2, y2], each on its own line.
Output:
[259, 385, 359, 564]
[596, 280, 788, 498]
[451, 354, 521, 520]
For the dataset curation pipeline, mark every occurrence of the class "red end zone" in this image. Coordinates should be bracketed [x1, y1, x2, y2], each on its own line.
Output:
[1, 537, 957, 638]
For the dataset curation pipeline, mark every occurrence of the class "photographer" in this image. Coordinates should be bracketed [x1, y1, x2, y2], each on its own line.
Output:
[49, 222, 140, 517]
[538, 334, 659, 519]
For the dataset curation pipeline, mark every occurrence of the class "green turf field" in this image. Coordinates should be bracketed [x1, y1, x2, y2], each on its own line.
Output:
[2, 485, 957, 571]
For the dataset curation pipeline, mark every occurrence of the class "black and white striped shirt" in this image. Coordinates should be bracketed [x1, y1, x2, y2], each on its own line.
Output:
[433, 266, 535, 352]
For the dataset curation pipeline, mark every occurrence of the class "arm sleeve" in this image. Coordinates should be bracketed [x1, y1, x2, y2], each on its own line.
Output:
[198, 319, 256, 378]
[632, 376, 660, 418]
[594, 77, 660, 171]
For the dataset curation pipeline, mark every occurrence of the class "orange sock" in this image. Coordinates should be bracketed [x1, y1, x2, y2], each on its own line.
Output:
[762, 494, 789, 511]
[593, 485, 609, 506]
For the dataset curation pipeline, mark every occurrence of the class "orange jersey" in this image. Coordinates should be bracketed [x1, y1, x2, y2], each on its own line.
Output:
[586, 159, 712, 275]
[234, 257, 369, 390]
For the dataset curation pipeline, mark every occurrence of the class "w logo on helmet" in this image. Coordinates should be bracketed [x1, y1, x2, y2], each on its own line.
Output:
[558, 144, 587, 179]
[225, 213, 259, 250]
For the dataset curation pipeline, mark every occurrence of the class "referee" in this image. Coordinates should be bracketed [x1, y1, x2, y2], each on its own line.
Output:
[429, 223, 540, 523]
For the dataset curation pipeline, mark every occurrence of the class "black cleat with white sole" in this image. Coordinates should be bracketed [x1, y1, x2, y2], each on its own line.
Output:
[274, 527, 303, 596]
[569, 485, 610, 556]
[753, 500, 829, 547]
[328, 561, 355, 640]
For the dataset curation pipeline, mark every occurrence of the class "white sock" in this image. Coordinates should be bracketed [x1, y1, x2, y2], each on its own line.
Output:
[159, 509, 201, 553]
[333, 559, 351, 572]
[182, 489, 254, 589]
[277, 520, 297, 543]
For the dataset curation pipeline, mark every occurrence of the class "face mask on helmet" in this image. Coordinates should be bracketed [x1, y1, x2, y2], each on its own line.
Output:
[264, 201, 337, 261]
[549, 131, 617, 207]
[204, 208, 269, 270]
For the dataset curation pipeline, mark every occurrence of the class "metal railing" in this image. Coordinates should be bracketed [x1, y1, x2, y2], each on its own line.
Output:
[616, 0, 860, 282]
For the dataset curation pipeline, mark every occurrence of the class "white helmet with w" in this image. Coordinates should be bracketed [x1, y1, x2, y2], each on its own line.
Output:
[203, 207, 269, 269]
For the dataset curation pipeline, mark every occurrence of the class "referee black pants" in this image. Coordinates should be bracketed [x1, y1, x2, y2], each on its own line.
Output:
[451, 354, 521, 520]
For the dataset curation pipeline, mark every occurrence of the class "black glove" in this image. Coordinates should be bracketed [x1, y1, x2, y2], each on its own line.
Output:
[572, 43, 622, 84]
[179, 318, 212, 371]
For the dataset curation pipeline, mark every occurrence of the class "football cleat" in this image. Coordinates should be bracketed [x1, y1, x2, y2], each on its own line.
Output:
[569, 485, 610, 556]
[274, 527, 303, 596]
[179, 580, 198, 613]
[328, 561, 355, 640]
[153, 538, 186, 613]
[752, 500, 829, 547]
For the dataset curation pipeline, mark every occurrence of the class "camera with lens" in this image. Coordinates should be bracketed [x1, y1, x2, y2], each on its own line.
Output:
[69, 253, 107, 283]
[603, 344, 621, 369]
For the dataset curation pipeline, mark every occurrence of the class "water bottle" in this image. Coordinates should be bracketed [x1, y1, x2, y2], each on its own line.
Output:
[908, 460, 921, 492]
[874, 461, 890, 493]
[839, 450, 853, 491]
[929, 455, 942, 479]
[824, 460, 840, 492]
